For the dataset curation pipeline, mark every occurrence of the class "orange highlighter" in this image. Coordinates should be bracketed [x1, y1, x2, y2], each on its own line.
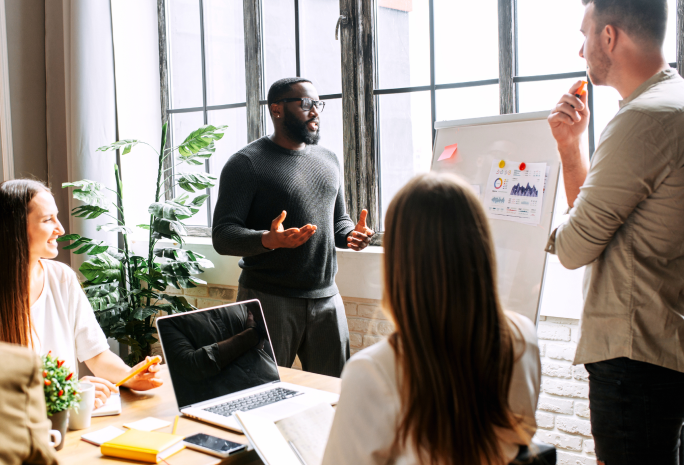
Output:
[575, 81, 588, 99]
[115, 355, 162, 387]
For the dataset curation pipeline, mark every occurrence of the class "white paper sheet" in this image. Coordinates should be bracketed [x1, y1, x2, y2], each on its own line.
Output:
[484, 160, 547, 226]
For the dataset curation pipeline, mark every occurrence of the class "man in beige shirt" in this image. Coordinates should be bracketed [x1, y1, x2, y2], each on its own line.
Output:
[546, 1, 684, 464]
[0, 342, 59, 465]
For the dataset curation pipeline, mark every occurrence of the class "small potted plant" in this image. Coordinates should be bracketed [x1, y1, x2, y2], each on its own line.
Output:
[42, 352, 80, 450]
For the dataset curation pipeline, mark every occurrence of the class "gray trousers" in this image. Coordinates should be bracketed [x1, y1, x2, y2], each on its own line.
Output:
[236, 286, 350, 378]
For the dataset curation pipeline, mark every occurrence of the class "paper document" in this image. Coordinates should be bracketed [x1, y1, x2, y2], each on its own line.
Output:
[81, 426, 125, 446]
[236, 403, 335, 465]
[484, 160, 547, 225]
[92, 393, 121, 417]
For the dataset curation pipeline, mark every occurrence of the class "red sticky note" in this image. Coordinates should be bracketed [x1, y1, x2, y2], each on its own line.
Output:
[438, 143, 458, 161]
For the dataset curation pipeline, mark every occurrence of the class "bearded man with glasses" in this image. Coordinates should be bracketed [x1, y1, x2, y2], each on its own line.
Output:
[212, 77, 373, 378]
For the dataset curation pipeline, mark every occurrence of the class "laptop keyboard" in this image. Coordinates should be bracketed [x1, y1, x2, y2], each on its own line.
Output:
[205, 387, 303, 417]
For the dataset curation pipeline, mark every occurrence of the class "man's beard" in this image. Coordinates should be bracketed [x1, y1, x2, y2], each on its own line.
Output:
[586, 42, 611, 86]
[283, 109, 320, 145]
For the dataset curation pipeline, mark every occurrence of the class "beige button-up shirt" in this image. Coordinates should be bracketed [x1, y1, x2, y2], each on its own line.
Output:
[546, 69, 684, 371]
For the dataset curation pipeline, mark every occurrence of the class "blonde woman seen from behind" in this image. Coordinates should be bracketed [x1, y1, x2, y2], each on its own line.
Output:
[322, 173, 541, 465]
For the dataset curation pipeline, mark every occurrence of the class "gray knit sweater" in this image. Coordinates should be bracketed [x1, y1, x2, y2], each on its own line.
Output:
[212, 136, 355, 298]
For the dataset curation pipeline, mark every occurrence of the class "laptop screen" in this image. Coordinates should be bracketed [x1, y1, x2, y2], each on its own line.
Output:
[157, 300, 280, 409]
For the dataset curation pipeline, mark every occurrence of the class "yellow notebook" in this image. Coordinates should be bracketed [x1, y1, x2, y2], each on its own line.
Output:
[101, 429, 185, 463]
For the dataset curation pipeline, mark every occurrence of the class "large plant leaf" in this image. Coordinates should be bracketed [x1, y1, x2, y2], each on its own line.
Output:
[177, 141, 216, 166]
[177, 125, 227, 158]
[176, 172, 216, 193]
[157, 294, 194, 312]
[56, 234, 81, 243]
[151, 217, 187, 243]
[62, 180, 108, 208]
[154, 247, 214, 269]
[131, 307, 160, 321]
[97, 139, 140, 156]
[134, 269, 166, 291]
[85, 283, 121, 311]
[148, 201, 193, 221]
[79, 253, 122, 284]
[71, 205, 109, 219]
[60, 236, 110, 255]
[97, 223, 133, 235]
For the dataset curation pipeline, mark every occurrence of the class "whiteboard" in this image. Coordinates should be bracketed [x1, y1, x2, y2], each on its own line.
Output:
[431, 111, 561, 323]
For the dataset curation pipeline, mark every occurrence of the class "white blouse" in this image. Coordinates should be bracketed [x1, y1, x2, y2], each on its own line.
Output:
[30, 259, 110, 374]
[323, 311, 542, 465]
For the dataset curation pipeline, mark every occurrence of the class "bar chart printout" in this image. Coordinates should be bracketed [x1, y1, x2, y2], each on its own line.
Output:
[483, 160, 547, 226]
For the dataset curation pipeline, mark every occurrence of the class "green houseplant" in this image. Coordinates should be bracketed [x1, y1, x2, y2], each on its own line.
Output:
[42, 352, 80, 450]
[59, 123, 226, 365]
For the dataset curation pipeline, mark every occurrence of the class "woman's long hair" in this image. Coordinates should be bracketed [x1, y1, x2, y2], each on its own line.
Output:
[0, 179, 49, 347]
[384, 173, 518, 465]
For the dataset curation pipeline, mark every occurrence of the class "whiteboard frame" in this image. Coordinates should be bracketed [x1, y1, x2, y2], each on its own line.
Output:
[431, 111, 561, 325]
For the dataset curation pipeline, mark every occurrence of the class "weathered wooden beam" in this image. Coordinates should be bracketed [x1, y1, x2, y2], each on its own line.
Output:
[157, 0, 173, 198]
[339, 0, 360, 226]
[338, 0, 379, 231]
[243, 0, 264, 142]
[357, 0, 378, 232]
[498, 0, 516, 114]
[678, 0, 684, 76]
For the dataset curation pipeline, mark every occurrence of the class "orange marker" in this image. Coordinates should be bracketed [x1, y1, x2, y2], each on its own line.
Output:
[575, 81, 588, 99]
[115, 355, 162, 387]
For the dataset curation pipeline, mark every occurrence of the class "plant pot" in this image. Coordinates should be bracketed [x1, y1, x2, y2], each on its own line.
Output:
[48, 409, 68, 451]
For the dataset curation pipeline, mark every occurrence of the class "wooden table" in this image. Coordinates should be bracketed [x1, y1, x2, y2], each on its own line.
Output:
[59, 366, 341, 464]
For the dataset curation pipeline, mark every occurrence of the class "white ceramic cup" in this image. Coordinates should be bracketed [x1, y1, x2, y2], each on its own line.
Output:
[48, 430, 61, 448]
[68, 382, 95, 430]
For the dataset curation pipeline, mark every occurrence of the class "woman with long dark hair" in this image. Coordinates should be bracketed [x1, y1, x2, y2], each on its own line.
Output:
[0, 179, 162, 408]
[323, 173, 541, 465]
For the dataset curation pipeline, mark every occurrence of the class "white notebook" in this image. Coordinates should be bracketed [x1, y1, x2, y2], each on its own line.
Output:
[81, 426, 125, 446]
[235, 403, 335, 465]
[92, 393, 122, 417]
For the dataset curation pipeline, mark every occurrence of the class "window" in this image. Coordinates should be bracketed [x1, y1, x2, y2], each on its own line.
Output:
[162, 0, 682, 235]
[375, 0, 500, 225]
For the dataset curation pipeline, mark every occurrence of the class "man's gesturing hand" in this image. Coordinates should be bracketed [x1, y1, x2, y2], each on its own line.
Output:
[261, 210, 317, 250]
[347, 209, 374, 251]
[548, 80, 590, 149]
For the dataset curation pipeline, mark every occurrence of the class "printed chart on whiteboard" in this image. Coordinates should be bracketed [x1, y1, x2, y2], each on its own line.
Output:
[484, 160, 547, 225]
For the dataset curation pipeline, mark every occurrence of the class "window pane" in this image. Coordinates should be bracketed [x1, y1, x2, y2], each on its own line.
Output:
[171, 111, 209, 226]
[167, 0, 204, 109]
[376, 1, 430, 89]
[665, 0, 676, 64]
[207, 108, 249, 216]
[434, 0, 498, 84]
[300, 0, 342, 95]
[263, 0, 296, 90]
[203, 0, 246, 106]
[435, 85, 499, 122]
[592, 84, 621, 146]
[379, 91, 432, 226]
[517, 0, 586, 76]
[517, 78, 580, 114]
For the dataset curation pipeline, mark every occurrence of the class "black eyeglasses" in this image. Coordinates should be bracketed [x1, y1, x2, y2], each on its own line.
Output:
[274, 97, 325, 113]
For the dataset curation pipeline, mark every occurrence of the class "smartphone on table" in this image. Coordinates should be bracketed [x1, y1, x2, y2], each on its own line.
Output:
[183, 433, 247, 458]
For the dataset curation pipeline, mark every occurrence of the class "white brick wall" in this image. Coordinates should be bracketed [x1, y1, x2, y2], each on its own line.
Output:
[535, 316, 596, 464]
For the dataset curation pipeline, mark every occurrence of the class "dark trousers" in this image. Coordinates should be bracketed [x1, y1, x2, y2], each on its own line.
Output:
[586, 357, 684, 464]
[236, 286, 350, 378]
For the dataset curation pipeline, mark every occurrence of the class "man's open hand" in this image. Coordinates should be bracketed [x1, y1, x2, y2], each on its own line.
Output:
[261, 210, 317, 250]
[347, 209, 374, 251]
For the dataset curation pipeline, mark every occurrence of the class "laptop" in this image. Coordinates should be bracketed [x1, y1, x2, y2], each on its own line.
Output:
[157, 299, 339, 432]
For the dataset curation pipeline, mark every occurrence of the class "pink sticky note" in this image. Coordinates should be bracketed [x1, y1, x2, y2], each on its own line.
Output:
[438, 143, 458, 161]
